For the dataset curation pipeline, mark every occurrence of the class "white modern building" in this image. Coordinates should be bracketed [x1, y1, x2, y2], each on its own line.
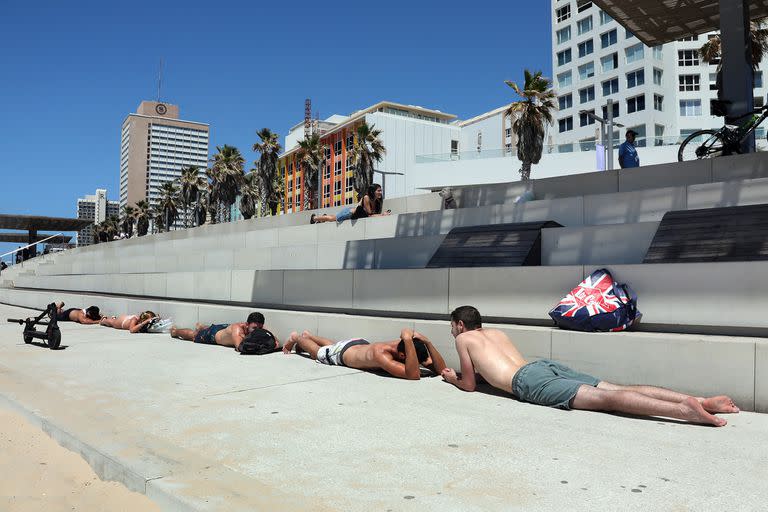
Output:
[76, 189, 120, 246]
[549, 0, 768, 151]
[119, 101, 209, 227]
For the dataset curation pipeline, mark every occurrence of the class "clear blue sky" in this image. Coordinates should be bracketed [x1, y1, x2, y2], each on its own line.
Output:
[0, 0, 551, 256]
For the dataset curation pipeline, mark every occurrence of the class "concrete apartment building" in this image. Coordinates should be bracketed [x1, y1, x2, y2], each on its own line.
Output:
[119, 101, 209, 221]
[76, 189, 120, 247]
[549, 0, 768, 151]
[278, 101, 519, 209]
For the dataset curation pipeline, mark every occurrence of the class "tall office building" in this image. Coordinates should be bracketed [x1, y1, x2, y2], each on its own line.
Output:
[549, 0, 767, 151]
[76, 189, 120, 246]
[119, 101, 209, 223]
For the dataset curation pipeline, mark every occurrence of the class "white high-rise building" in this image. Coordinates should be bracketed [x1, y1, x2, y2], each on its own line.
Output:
[549, 0, 767, 152]
[119, 101, 209, 227]
[76, 189, 120, 246]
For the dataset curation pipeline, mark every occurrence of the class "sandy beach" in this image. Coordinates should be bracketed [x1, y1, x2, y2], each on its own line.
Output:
[0, 406, 160, 512]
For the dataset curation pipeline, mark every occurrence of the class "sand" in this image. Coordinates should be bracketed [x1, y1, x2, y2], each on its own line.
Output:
[0, 406, 160, 512]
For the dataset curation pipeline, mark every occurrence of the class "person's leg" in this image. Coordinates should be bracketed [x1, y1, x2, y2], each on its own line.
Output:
[283, 331, 301, 353]
[296, 330, 335, 359]
[99, 317, 121, 328]
[313, 214, 336, 224]
[170, 327, 197, 341]
[598, 381, 739, 414]
[572, 385, 727, 426]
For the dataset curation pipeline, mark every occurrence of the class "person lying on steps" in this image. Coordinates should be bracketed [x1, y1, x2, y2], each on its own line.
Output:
[441, 305, 739, 427]
[283, 328, 446, 380]
[170, 311, 279, 353]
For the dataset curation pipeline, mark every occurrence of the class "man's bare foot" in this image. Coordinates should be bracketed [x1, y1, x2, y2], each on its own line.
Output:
[301, 329, 312, 338]
[170, 327, 178, 338]
[680, 397, 727, 427]
[55, 301, 64, 309]
[283, 331, 300, 354]
[701, 396, 740, 414]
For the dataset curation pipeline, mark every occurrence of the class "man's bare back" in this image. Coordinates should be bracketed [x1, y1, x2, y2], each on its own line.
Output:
[340, 341, 399, 370]
[214, 323, 247, 348]
[452, 328, 527, 393]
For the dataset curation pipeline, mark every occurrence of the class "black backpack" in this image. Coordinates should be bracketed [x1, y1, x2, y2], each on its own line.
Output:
[238, 328, 276, 355]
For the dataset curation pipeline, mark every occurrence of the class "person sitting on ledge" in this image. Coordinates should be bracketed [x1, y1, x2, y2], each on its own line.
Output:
[100, 310, 157, 333]
[310, 183, 391, 224]
[53, 302, 102, 325]
[283, 328, 446, 380]
[441, 305, 739, 427]
[170, 312, 279, 352]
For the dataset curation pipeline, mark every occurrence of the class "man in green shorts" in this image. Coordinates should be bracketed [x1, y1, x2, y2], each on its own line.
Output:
[441, 305, 740, 427]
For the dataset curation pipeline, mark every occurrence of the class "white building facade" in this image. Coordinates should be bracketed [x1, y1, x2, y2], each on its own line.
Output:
[76, 189, 120, 246]
[549, 0, 767, 151]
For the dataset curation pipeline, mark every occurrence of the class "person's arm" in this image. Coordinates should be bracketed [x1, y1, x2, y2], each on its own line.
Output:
[441, 336, 477, 392]
[412, 331, 447, 375]
[618, 143, 626, 169]
[129, 317, 153, 334]
[362, 196, 390, 217]
[232, 325, 247, 350]
[376, 338, 420, 380]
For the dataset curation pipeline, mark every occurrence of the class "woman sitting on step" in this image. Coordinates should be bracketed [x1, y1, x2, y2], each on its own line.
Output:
[310, 183, 391, 224]
[100, 311, 157, 333]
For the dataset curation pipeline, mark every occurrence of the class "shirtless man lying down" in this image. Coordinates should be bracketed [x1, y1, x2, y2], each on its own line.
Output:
[441, 305, 739, 427]
[170, 312, 279, 353]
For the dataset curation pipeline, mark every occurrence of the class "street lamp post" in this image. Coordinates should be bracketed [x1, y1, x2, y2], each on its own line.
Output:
[579, 101, 625, 171]
[373, 169, 404, 196]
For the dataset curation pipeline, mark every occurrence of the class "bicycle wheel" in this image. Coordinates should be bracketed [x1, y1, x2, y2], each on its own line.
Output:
[678, 129, 727, 161]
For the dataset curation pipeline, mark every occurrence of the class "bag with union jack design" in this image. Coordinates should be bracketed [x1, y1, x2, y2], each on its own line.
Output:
[548, 268, 641, 332]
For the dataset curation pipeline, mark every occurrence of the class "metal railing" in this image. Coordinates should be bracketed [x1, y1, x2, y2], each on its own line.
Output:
[0, 233, 65, 271]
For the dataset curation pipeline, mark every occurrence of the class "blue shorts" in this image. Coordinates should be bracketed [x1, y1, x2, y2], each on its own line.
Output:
[335, 207, 354, 222]
[194, 324, 228, 345]
[511, 359, 600, 410]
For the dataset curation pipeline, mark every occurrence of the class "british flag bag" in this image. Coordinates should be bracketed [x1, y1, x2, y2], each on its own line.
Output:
[549, 268, 641, 332]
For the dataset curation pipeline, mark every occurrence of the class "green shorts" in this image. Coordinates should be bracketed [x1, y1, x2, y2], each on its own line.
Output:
[511, 359, 600, 410]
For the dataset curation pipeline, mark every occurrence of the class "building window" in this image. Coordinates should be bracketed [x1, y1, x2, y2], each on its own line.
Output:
[653, 68, 663, 85]
[625, 43, 644, 63]
[627, 95, 646, 113]
[653, 46, 663, 60]
[557, 49, 572, 66]
[602, 102, 620, 119]
[580, 138, 597, 151]
[580, 109, 596, 127]
[325, 146, 331, 160]
[556, 4, 571, 23]
[334, 140, 342, 156]
[755, 71, 764, 88]
[599, 10, 612, 25]
[680, 99, 702, 116]
[559, 117, 574, 133]
[334, 160, 342, 174]
[626, 69, 645, 88]
[559, 93, 573, 110]
[579, 86, 595, 104]
[451, 140, 459, 155]
[323, 164, 331, 180]
[602, 77, 619, 96]
[654, 94, 664, 111]
[755, 96, 765, 108]
[577, 0, 592, 13]
[629, 125, 647, 147]
[558, 143, 574, 153]
[323, 183, 331, 198]
[678, 49, 699, 66]
[578, 62, 595, 80]
[346, 135, 354, 151]
[558, 70, 573, 87]
[678, 74, 700, 91]
[557, 26, 572, 45]
[578, 39, 594, 58]
[601, 52, 618, 72]
[577, 16, 593, 35]
[679, 35, 698, 41]
[600, 29, 617, 48]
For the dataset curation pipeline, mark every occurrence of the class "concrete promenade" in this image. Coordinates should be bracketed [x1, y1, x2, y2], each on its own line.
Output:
[1, 303, 766, 511]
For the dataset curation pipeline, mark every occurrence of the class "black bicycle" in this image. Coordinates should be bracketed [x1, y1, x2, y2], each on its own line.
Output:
[678, 102, 768, 161]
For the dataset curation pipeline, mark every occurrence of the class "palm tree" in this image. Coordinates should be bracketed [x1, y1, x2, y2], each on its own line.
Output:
[700, 20, 768, 100]
[208, 145, 245, 223]
[349, 122, 385, 196]
[238, 171, 260, 220]
[159, 181, 179, 231]
[506, 70, 557, 181]
[195, 186, 209, 226]
[179, 166, 207, 228]
[296, 133, 328, 210]
[135, 200, 151, 236]
[92, 224, 103, 244]
[253, 128, 282, 217]
[151, 203, 165, 233]
[269, 170, 285, 216]
[104, 216, 119, 240]
[121, 205, 135, 238]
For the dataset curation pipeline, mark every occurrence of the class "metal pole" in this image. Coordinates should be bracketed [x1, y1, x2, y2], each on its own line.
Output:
[606, 99, 614, 170]
[720, 0, 755, 153]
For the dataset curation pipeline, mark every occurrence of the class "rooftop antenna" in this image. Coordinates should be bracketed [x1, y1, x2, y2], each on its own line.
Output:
[156, 58, 163, 102]
[304, 98, 311, 139]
